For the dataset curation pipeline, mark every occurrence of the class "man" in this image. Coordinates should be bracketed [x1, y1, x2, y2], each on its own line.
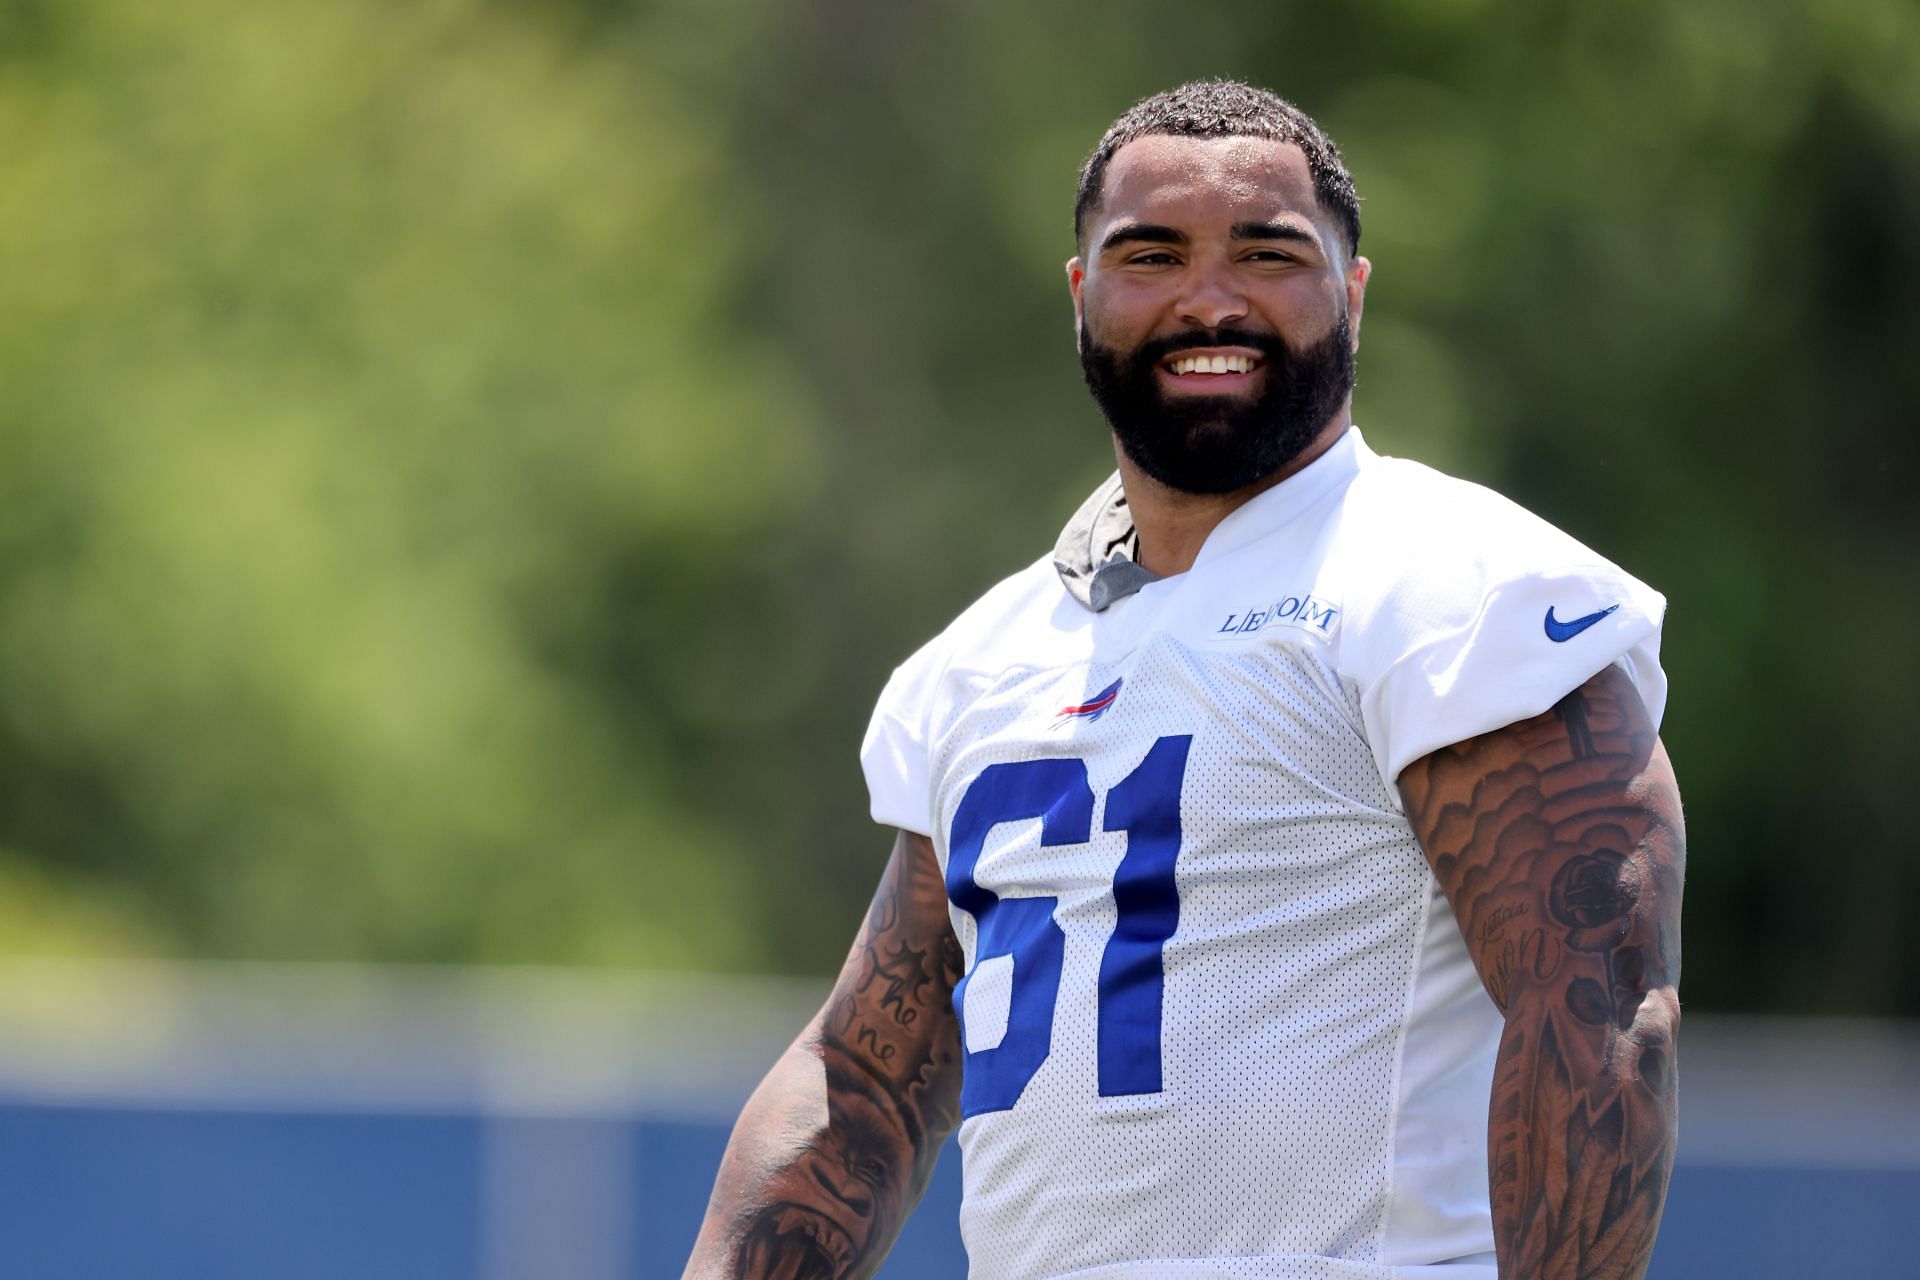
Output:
[686, 80, 1682, 1280]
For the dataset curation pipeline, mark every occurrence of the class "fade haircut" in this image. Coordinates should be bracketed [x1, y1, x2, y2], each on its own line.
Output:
[1075, 80, 1361, 256]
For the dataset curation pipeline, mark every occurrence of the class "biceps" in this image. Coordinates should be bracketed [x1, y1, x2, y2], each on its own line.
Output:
[815, 831, 964, 1129]
[1398, 665, 1685, 1018]
[830, 831, 964, 1023]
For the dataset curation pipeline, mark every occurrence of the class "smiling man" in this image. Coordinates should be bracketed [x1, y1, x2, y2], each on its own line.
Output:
[686, 80, 1683, 1280]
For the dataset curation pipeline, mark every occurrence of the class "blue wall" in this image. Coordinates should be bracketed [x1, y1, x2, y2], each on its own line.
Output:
[2, 1097, 1910, 1279]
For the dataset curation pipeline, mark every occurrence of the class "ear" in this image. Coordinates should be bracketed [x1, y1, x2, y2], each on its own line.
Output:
[1345, 255, 1371, 351]
[1066, 256, 1086, 337]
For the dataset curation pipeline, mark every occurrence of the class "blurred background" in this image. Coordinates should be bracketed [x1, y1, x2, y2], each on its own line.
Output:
[0, 0, 1914, 1275]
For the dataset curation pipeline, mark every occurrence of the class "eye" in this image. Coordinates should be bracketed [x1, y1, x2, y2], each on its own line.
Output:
[1127, 251, 1180, 266]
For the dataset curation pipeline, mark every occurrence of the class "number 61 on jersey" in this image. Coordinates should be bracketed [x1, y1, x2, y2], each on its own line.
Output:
[946, 735, 1192, 1117]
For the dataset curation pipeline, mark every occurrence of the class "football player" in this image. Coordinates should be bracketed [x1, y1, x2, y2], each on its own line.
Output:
[685, 79, 1683, 1280]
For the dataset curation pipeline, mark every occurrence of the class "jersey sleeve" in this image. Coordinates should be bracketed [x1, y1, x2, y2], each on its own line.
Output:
[1339, 475, 1668, 792]
[858, 633, 948, 837]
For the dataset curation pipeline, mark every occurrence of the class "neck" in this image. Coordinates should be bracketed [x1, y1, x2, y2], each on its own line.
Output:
[1118, 415, 1349, 579]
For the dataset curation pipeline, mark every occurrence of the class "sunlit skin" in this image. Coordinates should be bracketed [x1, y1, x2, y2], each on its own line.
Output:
[1068, 134, 1371, 579]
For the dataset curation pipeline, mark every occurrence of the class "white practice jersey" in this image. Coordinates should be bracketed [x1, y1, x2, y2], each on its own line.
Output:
[860, 428, 1667, 1280]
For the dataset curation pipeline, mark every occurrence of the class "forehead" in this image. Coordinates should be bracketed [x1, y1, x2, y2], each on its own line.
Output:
[1094, 134, 1323, 233]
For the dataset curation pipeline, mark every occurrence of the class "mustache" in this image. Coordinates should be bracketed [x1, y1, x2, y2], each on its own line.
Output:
[1131, 327, 1290, 366]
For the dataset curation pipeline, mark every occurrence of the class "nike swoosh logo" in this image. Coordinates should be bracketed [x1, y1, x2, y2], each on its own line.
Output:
[1544, 603, 1619, 642]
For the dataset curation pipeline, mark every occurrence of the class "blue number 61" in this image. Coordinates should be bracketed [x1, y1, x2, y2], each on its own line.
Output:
[945, 735, 1192, 1117]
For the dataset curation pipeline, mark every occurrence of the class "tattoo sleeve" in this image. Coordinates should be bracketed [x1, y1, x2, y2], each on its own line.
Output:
[683, 830, 965, 1280]
[1399, 665, 1685, 1280]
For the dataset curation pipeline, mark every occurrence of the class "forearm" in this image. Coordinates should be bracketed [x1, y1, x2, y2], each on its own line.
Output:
[683, 1022, 948, 1279]
[1489, 988, 1678, 1279]
[684, 832, 963, 1280]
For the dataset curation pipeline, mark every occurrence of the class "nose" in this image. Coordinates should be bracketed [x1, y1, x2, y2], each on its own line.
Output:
[1175, 258, 1249, 330]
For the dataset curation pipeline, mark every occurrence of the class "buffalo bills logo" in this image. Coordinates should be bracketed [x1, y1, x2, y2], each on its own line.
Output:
[1052, 677, 1123, 728]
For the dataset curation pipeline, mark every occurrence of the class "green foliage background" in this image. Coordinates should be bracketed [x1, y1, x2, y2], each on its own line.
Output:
[0, 0, 1914, 1011]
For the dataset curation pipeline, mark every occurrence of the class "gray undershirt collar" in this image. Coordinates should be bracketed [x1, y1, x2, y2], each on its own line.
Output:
[1052, 472, 1158, 612]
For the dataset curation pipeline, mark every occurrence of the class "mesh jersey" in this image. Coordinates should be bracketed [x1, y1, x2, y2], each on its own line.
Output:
[861, 428, 1667, 1280]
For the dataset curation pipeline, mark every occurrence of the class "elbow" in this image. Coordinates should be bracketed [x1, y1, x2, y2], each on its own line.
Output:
[1584, 955, 1681, 1102]
[1622, 984, 1681, 1105]
[1607, 926, 1683, 1063]
[1618, 917, 1682, 1047]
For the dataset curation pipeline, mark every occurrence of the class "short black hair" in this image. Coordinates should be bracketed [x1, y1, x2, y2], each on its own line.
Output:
[1075, 80, 1361, 256]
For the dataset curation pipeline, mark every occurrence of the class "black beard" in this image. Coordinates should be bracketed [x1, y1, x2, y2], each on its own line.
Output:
[1078, 318, 1355, 495]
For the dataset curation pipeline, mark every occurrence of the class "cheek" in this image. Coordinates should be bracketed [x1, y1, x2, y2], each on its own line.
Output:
[1258, 275, 1343, 323]
[1080, 303, 1155, 355]
[1080, 275, 1168, 335]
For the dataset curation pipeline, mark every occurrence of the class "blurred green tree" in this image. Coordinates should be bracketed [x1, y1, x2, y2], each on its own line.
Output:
[0, 0, 1913, 1012]
[0, 0, 818, 965]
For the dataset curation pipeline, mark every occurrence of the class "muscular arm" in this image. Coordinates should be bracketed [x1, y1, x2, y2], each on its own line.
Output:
[683, 830, 965, 1280]
[1399, 665, 1684, 1280]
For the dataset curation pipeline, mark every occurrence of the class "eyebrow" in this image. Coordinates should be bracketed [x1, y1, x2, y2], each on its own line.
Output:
[1229, 220, 1318, 246]
[1099, 219, 1321, 253]
[1099, 222, 1187, 253]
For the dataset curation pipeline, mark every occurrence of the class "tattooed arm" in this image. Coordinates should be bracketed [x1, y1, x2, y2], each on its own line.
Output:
[683, 830, 965, 1280]
[1399, 664, 1684, 1280]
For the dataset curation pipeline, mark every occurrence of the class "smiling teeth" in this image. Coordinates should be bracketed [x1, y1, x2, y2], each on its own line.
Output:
[1171, 354, 1257, 375]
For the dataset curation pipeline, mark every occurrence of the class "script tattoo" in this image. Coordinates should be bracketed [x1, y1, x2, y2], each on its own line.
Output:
[728, 832, 964, 1280]
[1401, 666, 1684, 1280]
